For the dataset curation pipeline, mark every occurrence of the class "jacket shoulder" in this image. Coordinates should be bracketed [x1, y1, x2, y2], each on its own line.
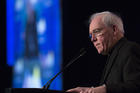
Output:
[120, 40, 140, 56]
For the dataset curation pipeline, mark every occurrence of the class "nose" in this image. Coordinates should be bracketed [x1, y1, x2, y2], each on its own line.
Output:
[91, 34, 97, 42]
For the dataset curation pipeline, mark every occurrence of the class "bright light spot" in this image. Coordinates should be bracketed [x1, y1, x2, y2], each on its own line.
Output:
[45, 51, 55, 68]
[22, 66, 42, 88]
[15, 0, 24, 11]
[37, 19, 47, 35]
[14, 58, 24, 74]
[30, 0, 38, 5]
[39, 51, 55, 68]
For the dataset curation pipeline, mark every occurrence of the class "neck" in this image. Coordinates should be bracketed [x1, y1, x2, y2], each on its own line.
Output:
[107, 33, 124, 55]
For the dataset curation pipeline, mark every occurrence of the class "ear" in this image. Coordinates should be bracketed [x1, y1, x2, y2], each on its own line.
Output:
[112, 25, 118, 35]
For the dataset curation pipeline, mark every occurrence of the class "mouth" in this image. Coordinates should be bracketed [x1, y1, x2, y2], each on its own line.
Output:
[95, 43, 100, 47]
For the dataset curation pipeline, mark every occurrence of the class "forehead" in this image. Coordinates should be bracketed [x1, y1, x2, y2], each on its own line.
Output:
[89, 16, 104, 32]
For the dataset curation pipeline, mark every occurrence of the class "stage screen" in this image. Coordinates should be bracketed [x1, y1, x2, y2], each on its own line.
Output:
[7, 0, 62, 90]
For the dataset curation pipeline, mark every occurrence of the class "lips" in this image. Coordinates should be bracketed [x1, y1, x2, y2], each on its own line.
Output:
[95, 43, 100, 47]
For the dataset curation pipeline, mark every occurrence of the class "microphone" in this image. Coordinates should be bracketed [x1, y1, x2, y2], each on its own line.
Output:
[43, 48, 88, 90]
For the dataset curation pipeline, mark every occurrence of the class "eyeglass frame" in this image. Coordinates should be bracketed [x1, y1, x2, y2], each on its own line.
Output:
[89, 28, 105, 39]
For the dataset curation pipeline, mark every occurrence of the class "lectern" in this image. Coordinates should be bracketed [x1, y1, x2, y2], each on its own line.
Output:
[5, 88, 67, 93]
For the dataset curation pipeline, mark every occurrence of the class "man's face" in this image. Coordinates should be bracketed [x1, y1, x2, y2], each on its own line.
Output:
[89, 16, 114, 55]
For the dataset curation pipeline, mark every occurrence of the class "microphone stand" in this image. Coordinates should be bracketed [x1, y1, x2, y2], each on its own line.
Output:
[43, 48, 87, 90]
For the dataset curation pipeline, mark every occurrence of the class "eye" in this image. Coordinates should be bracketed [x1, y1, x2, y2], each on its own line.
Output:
[93, 29, 101, 34]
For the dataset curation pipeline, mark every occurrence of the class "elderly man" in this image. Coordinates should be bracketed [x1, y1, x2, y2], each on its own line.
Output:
[67, 11, 140, 93]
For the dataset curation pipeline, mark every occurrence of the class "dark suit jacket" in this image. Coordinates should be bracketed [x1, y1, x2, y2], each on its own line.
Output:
[100, 37, 140, 93]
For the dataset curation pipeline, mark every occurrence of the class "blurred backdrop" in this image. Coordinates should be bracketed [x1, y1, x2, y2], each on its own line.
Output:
[6, 0, 62, 89]
[0, 0, 140, 91]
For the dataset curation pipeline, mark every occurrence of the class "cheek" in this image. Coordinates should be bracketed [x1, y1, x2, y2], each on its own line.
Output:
[98, 37, 108, 51]
[94, 37, 105, 50]
[98, 37, 105, 47]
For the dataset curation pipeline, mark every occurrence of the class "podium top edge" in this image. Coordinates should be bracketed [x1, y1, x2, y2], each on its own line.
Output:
[5, 88, 69, 93]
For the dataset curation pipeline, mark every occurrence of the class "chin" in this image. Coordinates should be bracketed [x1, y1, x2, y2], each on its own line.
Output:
[98, 50, 108, 55]
[97, 50, 102, 54]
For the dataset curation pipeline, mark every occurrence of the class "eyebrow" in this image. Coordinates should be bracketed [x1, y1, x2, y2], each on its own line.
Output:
[91, 28, 103, 33]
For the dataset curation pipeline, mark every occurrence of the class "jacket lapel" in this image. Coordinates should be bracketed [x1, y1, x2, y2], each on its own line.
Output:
[101, 38, 127, 84]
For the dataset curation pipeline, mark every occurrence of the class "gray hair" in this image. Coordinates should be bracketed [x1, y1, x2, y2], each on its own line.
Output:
[89, 11, 124, 33]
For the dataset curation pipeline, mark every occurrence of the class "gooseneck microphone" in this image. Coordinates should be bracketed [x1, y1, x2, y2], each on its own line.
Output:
[43, 48, 88, 90]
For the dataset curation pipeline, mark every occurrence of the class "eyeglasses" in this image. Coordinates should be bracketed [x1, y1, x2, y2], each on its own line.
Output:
[89, 28, 104, 39]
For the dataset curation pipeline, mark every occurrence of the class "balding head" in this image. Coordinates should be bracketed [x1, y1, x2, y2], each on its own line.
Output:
[89, 11, 124, 34]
